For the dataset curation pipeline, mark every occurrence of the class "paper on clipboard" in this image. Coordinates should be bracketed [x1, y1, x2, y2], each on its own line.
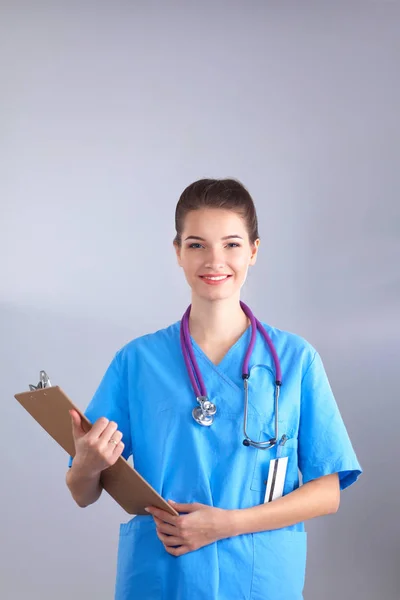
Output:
[14, 373, 178, 517]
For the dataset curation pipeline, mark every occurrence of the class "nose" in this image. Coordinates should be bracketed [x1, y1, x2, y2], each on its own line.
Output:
[204, 247, 226, 270]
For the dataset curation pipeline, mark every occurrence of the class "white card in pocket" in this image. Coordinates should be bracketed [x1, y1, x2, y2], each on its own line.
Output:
[264, 456, 288, 503]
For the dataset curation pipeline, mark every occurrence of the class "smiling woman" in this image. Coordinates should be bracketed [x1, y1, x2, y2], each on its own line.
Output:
[66, 178, 362, 600]
[173, 180, 260, 318]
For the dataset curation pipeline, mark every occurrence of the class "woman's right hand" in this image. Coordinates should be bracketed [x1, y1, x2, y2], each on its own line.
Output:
[69, 409, 125, 477]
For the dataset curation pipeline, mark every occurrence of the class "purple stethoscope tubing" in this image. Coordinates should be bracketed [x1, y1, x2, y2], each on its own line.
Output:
[180, 302, 282, 449]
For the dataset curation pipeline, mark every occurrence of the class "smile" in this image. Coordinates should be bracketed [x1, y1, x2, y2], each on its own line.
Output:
[199, 275, 232, 285]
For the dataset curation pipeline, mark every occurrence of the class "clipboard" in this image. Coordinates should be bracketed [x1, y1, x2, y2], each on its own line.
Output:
[14, 372, 178, 517]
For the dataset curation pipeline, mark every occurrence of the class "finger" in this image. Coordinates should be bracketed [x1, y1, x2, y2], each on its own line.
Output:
[114, 441, 125, 457]
[153, 516, 178, 536]
[168, 501, 203, 513]
[89, 416, 111, 439]
[145, 507, 179, 526]
[106, 430, 123, 452]
[99, 420, 119, 445]
[164, 545, 189, 557]
[69, 410, 86, 440]
[156, 531, 182, 547]
[109, 429, 123, 443]
[107, 440, 124, 465]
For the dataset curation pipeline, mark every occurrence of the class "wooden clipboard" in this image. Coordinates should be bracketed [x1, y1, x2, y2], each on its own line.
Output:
[14, 385, 178, 517]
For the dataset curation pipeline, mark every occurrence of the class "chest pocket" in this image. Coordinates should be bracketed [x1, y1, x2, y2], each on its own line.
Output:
[249, 434, 300, 499]
[245, 364, 300, 500]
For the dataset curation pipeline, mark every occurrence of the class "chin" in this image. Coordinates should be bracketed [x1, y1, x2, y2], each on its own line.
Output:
[193, 287, 239, 303]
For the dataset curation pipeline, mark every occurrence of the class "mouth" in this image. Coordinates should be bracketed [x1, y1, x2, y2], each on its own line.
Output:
[199, 274, 232, 285]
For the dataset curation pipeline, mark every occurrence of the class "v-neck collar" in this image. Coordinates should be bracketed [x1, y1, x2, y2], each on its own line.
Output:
[190, 325, 251, 367]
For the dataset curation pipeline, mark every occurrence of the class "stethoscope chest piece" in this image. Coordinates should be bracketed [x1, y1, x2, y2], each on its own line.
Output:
[192, 396, 216, 426]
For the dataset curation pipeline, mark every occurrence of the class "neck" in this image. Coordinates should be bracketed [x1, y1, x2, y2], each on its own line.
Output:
[188, 294, 249, 345]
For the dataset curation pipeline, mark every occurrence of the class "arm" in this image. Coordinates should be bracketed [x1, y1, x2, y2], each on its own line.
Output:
[228, 473, 340, 536]
[66, 352, 133, 508]
[66, 410, 125, 508]
[147, 473, 340, 556]
[66, 463, 103, 508]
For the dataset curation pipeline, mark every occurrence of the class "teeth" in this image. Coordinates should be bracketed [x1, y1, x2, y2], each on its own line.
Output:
[203, 276, 228, 281]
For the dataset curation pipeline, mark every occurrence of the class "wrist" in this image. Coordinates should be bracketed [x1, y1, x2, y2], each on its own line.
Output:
[221, 509, 243, 539]
[225, 507, 262, 538]
[228, 509, 243, 537]
[70, 460, 101, 482]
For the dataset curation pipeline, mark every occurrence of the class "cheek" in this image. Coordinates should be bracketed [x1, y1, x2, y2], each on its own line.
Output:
[232, 255, 251, 272]
[180, 255, 201, 276]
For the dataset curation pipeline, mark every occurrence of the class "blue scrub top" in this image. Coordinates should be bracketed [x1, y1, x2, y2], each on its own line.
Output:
[69, 321, 362, 600]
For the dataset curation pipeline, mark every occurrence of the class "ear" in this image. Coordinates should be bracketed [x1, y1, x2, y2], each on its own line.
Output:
[173, 241, 183, 267]
[249, 239, 260, 266]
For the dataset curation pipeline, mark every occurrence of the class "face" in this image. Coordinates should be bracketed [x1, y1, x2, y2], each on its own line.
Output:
[174, 208, 260, 302]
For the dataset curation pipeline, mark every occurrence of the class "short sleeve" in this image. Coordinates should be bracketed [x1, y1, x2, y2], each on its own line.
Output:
[68, 351, 132, 467]
[298, 351, 362, 491]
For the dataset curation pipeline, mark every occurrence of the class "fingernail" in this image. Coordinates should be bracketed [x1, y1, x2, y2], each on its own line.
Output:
[144, 507, 150, 512]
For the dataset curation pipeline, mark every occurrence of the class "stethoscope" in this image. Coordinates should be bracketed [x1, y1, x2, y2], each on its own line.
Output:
[180, 301, 282, 450]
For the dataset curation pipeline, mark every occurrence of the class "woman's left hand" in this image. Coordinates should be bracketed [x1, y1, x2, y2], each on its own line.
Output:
[145, 501, 233, 556]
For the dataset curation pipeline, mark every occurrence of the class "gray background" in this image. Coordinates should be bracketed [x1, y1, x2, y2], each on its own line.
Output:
[1, 1, 399, 599]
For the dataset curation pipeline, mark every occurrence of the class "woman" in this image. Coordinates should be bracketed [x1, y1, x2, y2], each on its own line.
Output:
[66, 178, 362, 600]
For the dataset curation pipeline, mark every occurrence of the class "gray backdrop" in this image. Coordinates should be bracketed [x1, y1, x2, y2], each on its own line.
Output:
[1, 2, 399, 599]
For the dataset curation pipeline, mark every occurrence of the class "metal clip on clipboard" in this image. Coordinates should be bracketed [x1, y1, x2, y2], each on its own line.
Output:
[29, 370, 52, 391]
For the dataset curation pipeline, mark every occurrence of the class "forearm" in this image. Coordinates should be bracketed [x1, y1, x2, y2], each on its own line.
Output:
[227, 474, 340, 537]
[66, 463, 103, 508]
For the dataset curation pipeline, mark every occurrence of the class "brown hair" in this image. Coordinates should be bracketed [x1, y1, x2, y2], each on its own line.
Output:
[174, 178, 259, 247]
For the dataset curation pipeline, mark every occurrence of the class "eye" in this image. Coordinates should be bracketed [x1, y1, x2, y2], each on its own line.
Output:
[226, 242, 241, 248]
[188, 243, 203, 249]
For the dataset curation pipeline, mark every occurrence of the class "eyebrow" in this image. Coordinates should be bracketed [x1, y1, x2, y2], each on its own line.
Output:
[184, 235, 244, 241]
